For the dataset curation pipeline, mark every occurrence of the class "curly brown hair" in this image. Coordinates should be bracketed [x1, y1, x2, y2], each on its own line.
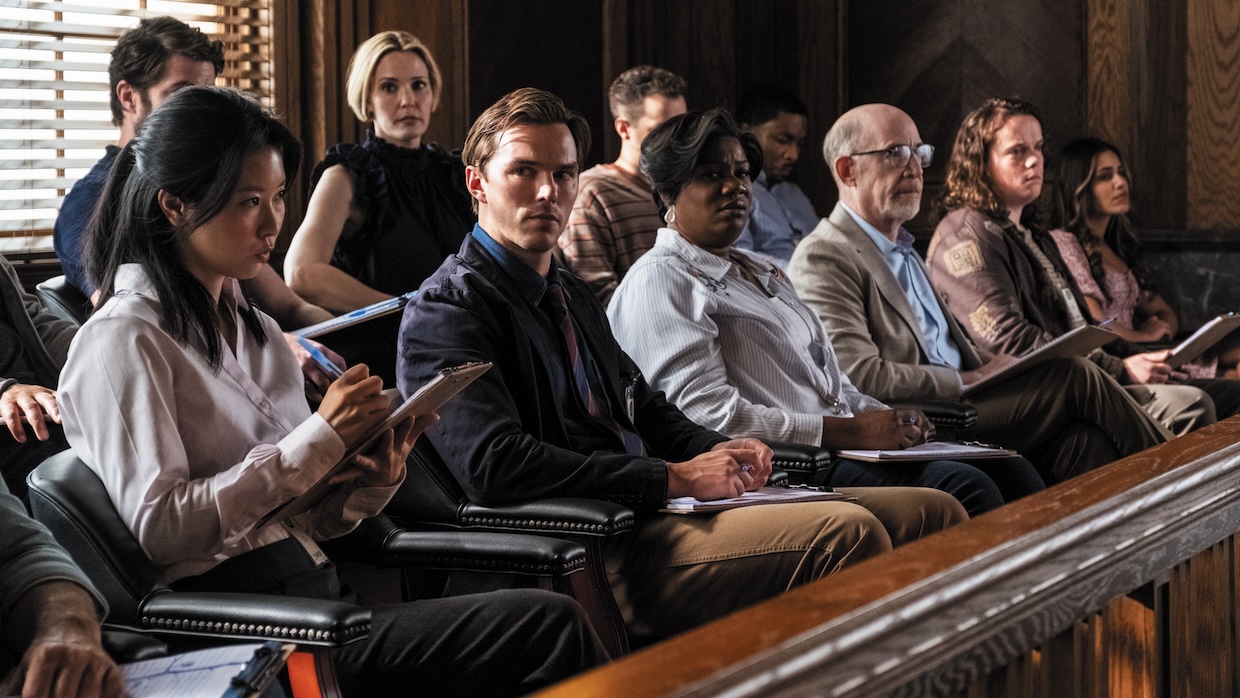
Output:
[937, 97, 1042, 224]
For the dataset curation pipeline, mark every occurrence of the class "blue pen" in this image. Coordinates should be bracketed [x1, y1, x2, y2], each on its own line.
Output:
[295, 336, 345, 379]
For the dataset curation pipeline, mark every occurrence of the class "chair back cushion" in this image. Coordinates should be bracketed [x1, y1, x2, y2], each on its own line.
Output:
[27, 450, 165, 626]
[34, 275, 90, 326]
[386, 440, 469, 526]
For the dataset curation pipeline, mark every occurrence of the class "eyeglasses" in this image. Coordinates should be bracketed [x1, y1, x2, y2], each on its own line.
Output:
[849, 143, 935, 169]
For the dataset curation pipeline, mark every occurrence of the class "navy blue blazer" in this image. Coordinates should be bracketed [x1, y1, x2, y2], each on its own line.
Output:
[398, 234, 726, 512]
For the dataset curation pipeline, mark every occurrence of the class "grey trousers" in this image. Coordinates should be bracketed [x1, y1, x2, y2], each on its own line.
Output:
[963, 357, 1168, 484]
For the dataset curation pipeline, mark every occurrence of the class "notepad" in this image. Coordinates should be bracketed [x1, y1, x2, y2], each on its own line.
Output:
[293, 291, 417, 339]
[1166, 313, 1240, 368]
[117, 642, 290, 698]
[962, 325, 1118, 397]
[660, 486, 852, 514]
[835, 440, 1018, 462]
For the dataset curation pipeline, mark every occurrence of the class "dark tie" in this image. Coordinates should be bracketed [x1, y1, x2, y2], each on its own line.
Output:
[544, 282, 647, 457]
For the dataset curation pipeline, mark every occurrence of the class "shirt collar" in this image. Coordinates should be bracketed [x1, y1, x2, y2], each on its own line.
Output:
[841, 201, 916, 256]
[654, 227, 782, 289]
[756, 169, 773, 191]
[112, 263, 249, 311]
[655, 227, 735, 281]
[471, 223, 563, 306]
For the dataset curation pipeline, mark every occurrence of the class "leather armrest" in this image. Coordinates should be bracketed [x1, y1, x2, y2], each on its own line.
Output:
[324, 514, 589, 576]
[765, 440, 835, 484]
[140, 591, 370, 647]
[382, 530, 587, 576]
[457, 498, 636, 538]
[321, 516, 588, 576]
[888, 399, 979, 429]
[768, 468, 790, 487]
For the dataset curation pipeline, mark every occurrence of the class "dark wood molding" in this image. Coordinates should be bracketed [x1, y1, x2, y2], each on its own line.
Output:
[536, 418, 1240, 697]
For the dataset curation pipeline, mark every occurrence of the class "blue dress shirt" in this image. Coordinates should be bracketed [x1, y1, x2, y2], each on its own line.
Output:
[841, 203, 963, 369]
[735, 171, 819, 268]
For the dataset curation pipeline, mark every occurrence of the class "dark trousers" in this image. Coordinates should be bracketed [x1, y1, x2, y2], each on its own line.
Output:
[1191, 377, 1240, 420]
[174, 538, 607, 697]
[822, 456, 1045, 517]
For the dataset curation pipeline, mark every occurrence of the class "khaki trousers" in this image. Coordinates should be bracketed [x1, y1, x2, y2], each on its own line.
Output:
[605, 486, 965, 640]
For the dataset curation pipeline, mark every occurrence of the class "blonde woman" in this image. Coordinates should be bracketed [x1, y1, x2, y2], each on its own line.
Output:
[286, 32, 474, 313]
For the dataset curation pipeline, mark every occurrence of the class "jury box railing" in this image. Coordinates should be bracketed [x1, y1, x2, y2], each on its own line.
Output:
[538, 415, 1240, 697]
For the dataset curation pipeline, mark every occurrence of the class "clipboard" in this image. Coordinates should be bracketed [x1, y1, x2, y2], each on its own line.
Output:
[835, 440, 1018, 462]
[962, 325, 1118, 397]
[1166, 313, 1240, 368]
[293, 292, 417, 339]
[257, 361, 491, 528]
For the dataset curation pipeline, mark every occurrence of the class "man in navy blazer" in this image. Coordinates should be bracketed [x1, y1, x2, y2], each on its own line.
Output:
[398, 88, 965, 641]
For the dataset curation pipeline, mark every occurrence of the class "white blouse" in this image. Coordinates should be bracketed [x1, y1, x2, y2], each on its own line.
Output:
[59, 264, 397, 582]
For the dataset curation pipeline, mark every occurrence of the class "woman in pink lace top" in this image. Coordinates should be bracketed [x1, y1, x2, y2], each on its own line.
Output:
[1049, 137, 1233, 378]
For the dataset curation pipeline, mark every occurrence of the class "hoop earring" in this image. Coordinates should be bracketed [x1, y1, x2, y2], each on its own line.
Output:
[664, 206, 676, 225]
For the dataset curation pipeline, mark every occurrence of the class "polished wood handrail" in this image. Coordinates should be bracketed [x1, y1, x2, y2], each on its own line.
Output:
[539, 417, 1240, 697]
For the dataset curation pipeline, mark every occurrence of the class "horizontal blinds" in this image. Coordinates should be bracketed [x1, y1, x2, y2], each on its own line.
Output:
[0, 0, 271, 247]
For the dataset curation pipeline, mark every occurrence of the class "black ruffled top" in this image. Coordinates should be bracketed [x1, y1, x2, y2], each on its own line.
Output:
[310, 132, 475, 296]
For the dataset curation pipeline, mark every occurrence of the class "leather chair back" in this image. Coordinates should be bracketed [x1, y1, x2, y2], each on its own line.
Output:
[34, 275, 90, 325]
[27, 450, 167, 627]
[387, 439, 468, 526]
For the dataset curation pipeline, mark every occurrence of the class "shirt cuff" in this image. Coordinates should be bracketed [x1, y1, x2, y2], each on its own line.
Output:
[342, 468, 406, 520]
[281, 413, 347, 491]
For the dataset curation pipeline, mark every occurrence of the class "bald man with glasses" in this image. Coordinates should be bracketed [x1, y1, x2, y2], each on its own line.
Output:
[787, 103, 1168, 485]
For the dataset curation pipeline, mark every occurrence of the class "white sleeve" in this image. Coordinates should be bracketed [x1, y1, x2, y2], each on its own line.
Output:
[59, 314, 347, 568]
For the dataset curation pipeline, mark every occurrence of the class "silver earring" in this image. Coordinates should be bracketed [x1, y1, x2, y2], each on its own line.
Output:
[664, 207, 676, 224]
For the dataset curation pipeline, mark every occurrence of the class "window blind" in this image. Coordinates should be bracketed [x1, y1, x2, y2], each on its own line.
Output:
[0, 0, 272, 250]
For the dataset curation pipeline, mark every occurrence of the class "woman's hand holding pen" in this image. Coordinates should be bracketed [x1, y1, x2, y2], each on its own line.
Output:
[317, 364, 389, 445]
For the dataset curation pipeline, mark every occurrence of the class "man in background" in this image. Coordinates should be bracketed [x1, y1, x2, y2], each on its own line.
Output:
[557, 66, 687, 304]
[734, 85, 819, 267]
[52, 16, 330, 331]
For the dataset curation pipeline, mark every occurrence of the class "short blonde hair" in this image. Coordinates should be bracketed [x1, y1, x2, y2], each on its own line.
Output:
[345, 31, 442, 123]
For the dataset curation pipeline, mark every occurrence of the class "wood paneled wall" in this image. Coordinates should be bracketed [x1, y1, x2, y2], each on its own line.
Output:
[1186, 0, 1240, 230]
[276, 0, 1240, 244]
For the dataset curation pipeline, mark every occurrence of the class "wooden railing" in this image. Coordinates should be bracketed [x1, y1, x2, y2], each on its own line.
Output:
[538, 416, 1240, 697]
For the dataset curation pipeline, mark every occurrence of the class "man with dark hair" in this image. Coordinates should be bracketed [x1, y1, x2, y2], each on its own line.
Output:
[54, 17, 222, 300]
[49, 16, 337, 393]
[400, 88, 966, 642]
[557, 66, 687, 303]
[734, 84, 820, 267]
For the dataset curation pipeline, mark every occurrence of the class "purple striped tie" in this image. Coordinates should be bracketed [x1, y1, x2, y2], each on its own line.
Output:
[544, 282, 646, 456]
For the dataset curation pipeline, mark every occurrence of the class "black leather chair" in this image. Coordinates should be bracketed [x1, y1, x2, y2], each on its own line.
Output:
[34, 275, 91, 325]
[27, 450, 592, 695]
[27, 451, 367, 696]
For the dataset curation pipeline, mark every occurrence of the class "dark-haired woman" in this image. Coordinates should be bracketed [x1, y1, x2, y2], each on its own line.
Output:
[609, 108, 1044, 516]
[59, 86, 603, 696]
[285, 31, 474, 313]
[926, 98, 1227, 436]
[1049, 137, 1238, 377]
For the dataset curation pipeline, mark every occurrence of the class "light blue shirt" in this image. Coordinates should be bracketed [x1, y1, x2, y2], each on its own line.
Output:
[735, 171, 819, 269]
[842, 203, 963, 369]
